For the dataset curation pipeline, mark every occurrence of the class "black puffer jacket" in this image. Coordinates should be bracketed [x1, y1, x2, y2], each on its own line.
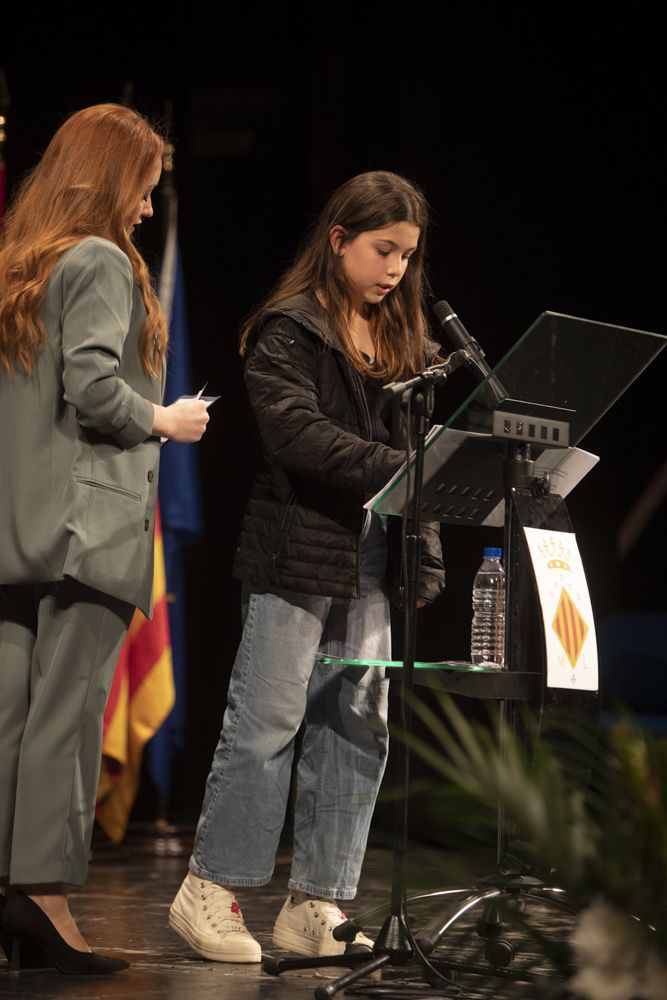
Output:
[232, 293, 445, 604]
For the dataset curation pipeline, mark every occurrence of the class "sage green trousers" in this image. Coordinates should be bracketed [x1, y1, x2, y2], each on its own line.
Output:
[0, 580, 134, 886]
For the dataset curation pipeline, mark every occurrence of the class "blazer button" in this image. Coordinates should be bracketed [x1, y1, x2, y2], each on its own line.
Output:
[144, 519, 150, 532]
[147, 470, 154, 483]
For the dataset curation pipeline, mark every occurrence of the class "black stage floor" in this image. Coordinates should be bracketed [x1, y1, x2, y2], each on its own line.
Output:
[1, 830, 573, 999]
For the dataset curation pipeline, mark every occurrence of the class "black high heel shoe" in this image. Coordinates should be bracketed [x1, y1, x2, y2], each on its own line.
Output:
[0, 895, 51, 970]
[1, 892, 129, 974]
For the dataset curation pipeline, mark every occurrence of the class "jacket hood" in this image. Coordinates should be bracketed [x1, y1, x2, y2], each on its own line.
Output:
[250, 291, 441, 363]
[246, 293, 335, 353]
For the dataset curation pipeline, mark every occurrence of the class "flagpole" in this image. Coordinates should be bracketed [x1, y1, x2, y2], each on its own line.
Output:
[148, 100, 204, 841]
[158, 103, 178, 323]
[0, 69, 10, 220]
[154, 101, 178, 831]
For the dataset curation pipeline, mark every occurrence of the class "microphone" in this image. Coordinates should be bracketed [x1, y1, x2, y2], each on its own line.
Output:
[433, 300, 485, 356]
[433, 300, 507, 406]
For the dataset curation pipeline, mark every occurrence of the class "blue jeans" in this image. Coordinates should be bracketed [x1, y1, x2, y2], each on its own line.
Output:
[190, 514, 390, 900]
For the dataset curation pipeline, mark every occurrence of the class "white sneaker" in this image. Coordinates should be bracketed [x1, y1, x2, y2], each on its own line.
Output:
[272, 892, 374, 957]
[169, 873, 261, 963]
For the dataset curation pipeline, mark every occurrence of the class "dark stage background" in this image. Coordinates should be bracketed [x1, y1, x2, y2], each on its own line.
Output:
[2, 8, 665, 828]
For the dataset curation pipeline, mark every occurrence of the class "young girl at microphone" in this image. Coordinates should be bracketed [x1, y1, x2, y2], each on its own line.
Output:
[170, 170, 444, 961]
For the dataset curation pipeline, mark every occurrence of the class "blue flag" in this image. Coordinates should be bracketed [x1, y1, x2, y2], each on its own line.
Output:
[148, 218, 204, 804]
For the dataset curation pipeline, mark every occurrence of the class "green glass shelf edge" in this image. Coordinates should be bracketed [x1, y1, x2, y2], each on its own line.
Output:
[317, 657, 503, 673]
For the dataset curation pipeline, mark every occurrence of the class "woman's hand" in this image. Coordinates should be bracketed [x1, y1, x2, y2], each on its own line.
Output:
[152, 399, 210, 442]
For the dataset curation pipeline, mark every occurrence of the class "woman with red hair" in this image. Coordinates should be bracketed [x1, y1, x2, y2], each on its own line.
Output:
[0, 103, 208, 974]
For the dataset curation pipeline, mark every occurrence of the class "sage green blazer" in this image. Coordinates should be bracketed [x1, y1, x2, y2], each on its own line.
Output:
[0, 237, 165, 617]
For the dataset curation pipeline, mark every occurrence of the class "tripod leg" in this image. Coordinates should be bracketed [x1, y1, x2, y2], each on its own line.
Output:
[263, 950, 374, 976]
[313, 952, 392, 1000]
[405, 888, 470, 906]
[525, 889, 574, 913]
[416, 890, 501, 954]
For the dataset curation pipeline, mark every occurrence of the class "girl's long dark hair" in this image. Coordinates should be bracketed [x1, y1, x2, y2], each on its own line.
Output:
[240, 171, 431, 381]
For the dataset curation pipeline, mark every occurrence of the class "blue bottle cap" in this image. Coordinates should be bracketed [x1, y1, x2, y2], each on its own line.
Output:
[483, 547, 502, 559]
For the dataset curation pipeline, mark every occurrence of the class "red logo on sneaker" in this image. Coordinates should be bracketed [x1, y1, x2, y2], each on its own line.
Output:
[231, 901, 240, 914]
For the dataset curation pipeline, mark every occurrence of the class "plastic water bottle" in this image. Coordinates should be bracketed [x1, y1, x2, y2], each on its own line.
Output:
[470, 547, 505, 668]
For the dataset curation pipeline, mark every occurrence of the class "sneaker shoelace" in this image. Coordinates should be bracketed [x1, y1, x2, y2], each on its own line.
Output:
[199, 882, 247, 934]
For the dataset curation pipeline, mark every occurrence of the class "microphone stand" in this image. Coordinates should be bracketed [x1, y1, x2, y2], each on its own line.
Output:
[263, 351, 469, 999]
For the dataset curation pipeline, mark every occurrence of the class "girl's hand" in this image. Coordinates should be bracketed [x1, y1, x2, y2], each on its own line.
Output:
[152, 399, 210, 442]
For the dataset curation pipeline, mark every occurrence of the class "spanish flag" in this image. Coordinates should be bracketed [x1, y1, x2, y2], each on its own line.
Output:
[96, 505, 175, 842]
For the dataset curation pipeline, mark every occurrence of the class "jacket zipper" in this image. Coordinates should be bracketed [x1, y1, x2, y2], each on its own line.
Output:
[349, 368, 372, 441]
[347, 366, 373, 599]
[271, 493, 296, 575]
